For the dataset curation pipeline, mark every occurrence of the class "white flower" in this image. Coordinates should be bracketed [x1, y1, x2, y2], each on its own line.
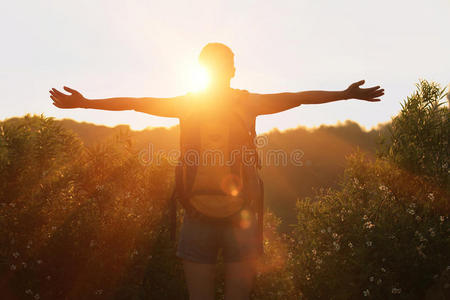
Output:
[427, 193, 434, 201]
[10, 264, 16, 271]
[416, 215, 422, 221]
[348, 242, 353, 248]
[332, 233, 338, 239]
[429, 228, 436, 237]
[363, 289, 370, 296]
[320, 229, 326, 234]
[379, 185, 388, 191]
[381, 267, 386, 272]
[391, 287, 402, 294]
[366, 241, 373, 247]
[130, 249, 139, 258]
[312, 249, 317, 256]
[407, 208, 415, 215]
[363, 215, 368, 220]
[440, 216, 445, 222]
[306, 273, 311, 281]
[377, 279, 382, 285]
[364, 221, 375, 229]
[333, 241, 340, 251]
[34, 294, 40, 299]
[25, 289, 33, 295]
[369, 276, 374, 282]
[12, 252, 20, 258]
[95, 289, 103, 295]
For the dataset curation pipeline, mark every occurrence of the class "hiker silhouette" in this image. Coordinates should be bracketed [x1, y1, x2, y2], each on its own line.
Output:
[50, 42, 383, 300]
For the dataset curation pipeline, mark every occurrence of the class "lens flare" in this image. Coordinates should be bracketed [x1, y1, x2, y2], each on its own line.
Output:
[190, 65, 210, 92]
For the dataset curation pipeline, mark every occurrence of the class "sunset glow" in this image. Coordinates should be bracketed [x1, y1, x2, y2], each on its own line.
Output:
[189, 65, 210, 92]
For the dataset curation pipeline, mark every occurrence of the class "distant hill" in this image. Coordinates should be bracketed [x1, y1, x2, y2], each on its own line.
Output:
[53, 117, 389, 231]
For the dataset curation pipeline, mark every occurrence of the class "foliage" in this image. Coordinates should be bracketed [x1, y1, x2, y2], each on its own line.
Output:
[290, 80, 449, 299]
[53, 117, 381, 233]
[1, 79, 448, 299]
[0, 115, 184, 299]
[0, 114, 295, 299]
[380, 79, 449, 190]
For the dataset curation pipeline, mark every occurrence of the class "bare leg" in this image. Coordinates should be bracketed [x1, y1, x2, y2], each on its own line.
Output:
[224, 258, 257, 300]
[182, 259, 216, 300]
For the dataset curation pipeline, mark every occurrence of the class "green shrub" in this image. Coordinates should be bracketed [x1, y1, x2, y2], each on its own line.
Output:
[0, 115, 295, 299]
[290, 81, 449, 299]
[0, 115, 184, 299]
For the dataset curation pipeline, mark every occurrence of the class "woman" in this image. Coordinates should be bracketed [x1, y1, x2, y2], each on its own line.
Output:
[50, 42, 383, 300]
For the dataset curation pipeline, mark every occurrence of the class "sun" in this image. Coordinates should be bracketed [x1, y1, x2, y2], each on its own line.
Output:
[189, 65, 210, 92]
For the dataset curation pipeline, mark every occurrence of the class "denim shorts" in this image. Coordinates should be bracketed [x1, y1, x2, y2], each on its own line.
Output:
[176, 209, 262, 264]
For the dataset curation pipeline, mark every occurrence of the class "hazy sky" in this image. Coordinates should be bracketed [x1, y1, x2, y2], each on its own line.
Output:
[1, 0, 449, 133]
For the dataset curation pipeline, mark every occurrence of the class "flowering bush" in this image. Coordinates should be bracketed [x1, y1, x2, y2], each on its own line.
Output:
[0, 115, 295, 299]
[290, 154, 449, 299]
[0, 115, 184, 298]
[289, 81, 449, 299]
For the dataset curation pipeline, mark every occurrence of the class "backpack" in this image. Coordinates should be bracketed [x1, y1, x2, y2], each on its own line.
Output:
[169, 89, 264, 254]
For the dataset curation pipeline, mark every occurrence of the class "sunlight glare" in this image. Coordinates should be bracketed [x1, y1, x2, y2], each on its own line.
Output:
[189, 65, 210, 92]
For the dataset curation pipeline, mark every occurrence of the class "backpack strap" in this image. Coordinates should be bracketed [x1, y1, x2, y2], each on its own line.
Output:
[169, 180, 177, 241]
[257, 176, 264, 255]
[169, 163, 183, 241]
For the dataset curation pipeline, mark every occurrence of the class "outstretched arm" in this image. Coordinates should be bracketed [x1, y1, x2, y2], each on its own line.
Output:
[49, 86, 184, 118]
[250, 80, 384, 115]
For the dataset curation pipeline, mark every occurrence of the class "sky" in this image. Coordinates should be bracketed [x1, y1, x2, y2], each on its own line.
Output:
[1, 0, 449, 133]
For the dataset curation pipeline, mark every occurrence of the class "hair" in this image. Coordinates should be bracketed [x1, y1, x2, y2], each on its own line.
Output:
[198, 43, 235, 71]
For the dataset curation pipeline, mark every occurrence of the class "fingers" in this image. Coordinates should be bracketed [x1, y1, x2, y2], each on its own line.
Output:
[51, 88, 65, 97]
[50, 95, 60, 103]
[364, 88, 384, 99]
[352, 80, 365, 87]
[49, 91, 61, 102]
[50, 95, 63, 106]
[364, 86, 381, 92]
[52, 102, 63, 108]
[49, 88, 68, 108]
[371, 89, 384, 97]
[63, 86, 77, 94]
[50, 95, 64, 108]
[49, 90, 59, 99]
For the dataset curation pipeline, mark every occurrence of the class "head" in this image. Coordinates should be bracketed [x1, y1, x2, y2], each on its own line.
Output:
[198, 43, 235, 88]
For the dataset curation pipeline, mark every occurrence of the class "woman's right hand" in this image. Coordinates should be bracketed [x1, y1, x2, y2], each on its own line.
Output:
[49, 86, 88, 108]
